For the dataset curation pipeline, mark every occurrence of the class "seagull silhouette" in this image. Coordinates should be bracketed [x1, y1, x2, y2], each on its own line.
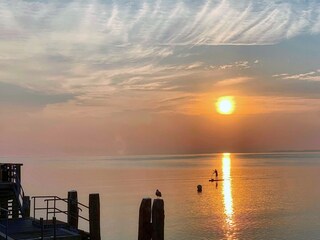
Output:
[155, 189, 162, 198]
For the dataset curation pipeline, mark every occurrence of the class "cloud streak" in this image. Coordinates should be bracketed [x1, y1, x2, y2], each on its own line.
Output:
[1, 1, 319, 46]
[274, 69, 320, 82]
[0, 0, 319, 112]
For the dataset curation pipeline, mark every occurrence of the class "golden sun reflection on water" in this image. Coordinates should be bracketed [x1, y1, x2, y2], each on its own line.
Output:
[222, 153, 234, 238]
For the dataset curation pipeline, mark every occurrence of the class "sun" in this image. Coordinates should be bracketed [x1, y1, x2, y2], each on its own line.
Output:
[216, 96, 235, 115]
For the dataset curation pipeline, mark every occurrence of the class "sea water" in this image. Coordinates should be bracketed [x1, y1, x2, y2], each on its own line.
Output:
[2, 152, 320, 239]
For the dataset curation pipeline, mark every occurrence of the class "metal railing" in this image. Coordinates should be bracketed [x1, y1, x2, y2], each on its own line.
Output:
[0, 207, 9, 240]
[32, 195, 89, 224]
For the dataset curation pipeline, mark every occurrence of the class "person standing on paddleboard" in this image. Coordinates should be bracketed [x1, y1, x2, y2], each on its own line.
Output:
[214, 169, 218, 179]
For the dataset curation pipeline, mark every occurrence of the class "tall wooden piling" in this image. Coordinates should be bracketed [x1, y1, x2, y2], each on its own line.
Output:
[89, 193, 101, 240]
[68, 190, 79, 229]
[138, 198, 165, 240]
[152, 199, 165, 240]
[138, 198, 152, 240]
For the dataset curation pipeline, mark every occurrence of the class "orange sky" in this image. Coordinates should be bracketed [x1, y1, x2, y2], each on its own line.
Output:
[0, 1, 320, 156]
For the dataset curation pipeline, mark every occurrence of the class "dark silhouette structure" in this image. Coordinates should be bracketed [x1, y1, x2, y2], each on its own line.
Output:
[0, 163, 100, 240]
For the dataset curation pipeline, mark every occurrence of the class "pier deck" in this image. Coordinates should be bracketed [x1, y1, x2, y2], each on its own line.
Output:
[0, 218, 82, 240]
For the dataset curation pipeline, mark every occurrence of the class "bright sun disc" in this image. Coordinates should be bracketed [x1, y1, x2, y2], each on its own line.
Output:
[216, 96, 235, 115]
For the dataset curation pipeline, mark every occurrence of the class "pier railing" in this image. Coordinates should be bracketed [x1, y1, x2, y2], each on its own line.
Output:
[31, 192, 100, 240]
[32, 195, 89, 226]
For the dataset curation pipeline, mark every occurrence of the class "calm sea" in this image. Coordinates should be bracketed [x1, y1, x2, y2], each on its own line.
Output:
[2, 152, 320, 240]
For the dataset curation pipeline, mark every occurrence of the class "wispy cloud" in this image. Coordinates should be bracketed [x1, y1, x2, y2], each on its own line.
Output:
[210, 61, 255, 70]
[1, 1, 320, 156]
[0, 0, 319, 112]
[274, 70, 320, 82]
[1, 1, 318, 46]
[214, 77, 252, 87]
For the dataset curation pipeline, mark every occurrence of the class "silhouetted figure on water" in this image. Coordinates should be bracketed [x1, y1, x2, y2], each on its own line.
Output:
[214, 169, 218, 179]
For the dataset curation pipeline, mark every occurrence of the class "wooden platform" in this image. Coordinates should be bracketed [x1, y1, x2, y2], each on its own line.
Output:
[0, 218, 82, 240]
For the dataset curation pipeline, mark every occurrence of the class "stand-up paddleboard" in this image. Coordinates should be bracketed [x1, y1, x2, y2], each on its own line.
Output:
[209, 179, 224, 182]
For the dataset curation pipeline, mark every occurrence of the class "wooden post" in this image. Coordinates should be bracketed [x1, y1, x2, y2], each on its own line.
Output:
[40, 217, 44, 240]
[22, 196, 30, 218]
[67, 190, 79, 229]
[53, 216, 57, 240]
[138, 198, 152, 240]
[89, 193, 101, 240]
[152, 199, 165, 240]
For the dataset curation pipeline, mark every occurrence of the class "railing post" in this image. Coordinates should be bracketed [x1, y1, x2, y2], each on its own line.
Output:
[33, 197, 36, 219]
[68, 190, 79, 229]
[46, 199, 49, 221]
[40, 217, 44, 240]
[54, 196, 56, 218]
[53, 216, 57, 240]
[89, 193, 101, 240]
[152, 199, 165, 240]
[138, 198, 152, 240]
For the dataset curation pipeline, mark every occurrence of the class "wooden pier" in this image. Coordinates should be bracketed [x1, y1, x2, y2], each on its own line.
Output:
[0, 163, 96, 240]
[0, 163, 165, 240]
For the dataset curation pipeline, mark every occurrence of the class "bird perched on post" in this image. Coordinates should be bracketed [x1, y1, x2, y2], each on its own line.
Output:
[155, 189, 162, 198]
